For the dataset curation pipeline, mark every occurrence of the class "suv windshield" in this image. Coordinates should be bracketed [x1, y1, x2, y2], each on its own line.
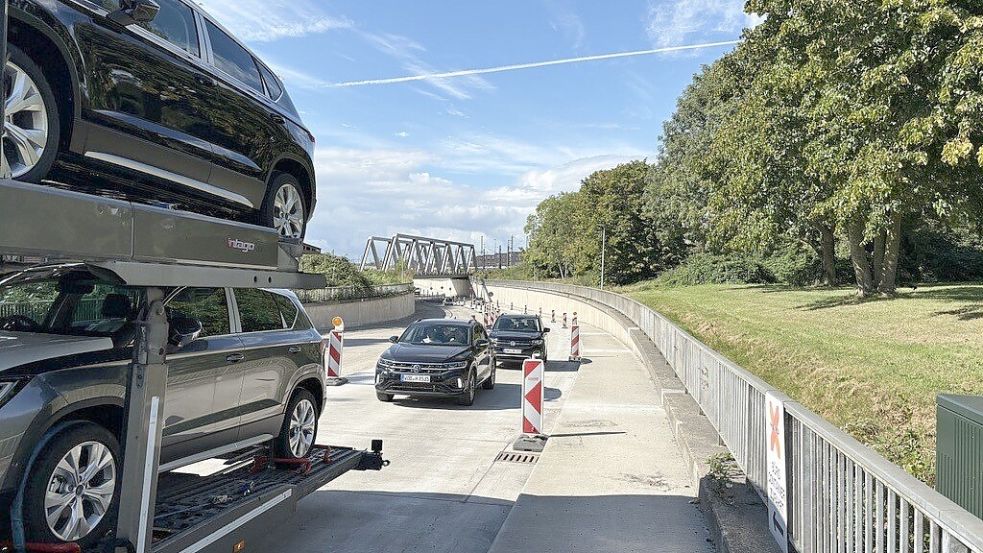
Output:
[0, 267, 144, 338]
[400, 322, 470, 346]
[493, 317, 541, 332]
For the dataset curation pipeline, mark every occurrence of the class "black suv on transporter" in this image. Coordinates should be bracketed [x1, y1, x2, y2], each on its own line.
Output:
[375, 319, 496, 406]
[7, 0, 315, 238]
[0, 264, 326, 547]
[489, 314, 550, 365]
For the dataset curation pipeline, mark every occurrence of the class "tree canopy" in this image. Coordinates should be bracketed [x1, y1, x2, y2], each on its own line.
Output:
[523, 0, 983, 295]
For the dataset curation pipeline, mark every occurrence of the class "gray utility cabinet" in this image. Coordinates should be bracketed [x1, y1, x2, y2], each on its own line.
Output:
[936, 394, 983, 519]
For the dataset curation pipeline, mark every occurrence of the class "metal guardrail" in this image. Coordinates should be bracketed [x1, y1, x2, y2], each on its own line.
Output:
[487, 280, 983, 553]
[294, 283, 414, 304]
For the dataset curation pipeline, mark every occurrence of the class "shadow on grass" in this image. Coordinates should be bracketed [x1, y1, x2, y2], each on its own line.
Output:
[794, 284, 983, 311]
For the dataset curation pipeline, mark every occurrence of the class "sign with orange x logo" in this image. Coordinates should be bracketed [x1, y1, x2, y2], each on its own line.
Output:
[765, 392, 788, 553]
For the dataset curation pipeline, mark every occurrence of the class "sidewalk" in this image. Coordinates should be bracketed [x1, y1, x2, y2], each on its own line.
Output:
[488, 326, 714, 553]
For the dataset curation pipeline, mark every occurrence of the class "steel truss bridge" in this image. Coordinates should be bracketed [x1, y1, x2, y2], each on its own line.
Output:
[359, 234, 477, 277]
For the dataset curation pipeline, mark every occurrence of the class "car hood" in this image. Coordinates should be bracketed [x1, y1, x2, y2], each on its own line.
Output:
[0, 331, 115, 373]
[489, 331, 542, 341]
[382, 343, 471, 364]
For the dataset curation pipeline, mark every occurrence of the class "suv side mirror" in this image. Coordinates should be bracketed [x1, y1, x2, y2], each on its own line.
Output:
[389, 336, 399, 343]
[109, 0, 160, 26]
[475, 339, 489, 349]
[543, 327, 551, 333]
[169, 316, 203, 349]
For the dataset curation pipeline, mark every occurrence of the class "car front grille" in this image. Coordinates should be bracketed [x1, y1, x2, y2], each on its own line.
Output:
[384, 361, 452, 374]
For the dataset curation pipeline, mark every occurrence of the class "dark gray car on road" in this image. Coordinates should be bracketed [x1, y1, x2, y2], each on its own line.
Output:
[0, 264, 326, 547]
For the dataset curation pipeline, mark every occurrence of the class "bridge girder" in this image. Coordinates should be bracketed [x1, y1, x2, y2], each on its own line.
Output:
[359, 234, 477, 277]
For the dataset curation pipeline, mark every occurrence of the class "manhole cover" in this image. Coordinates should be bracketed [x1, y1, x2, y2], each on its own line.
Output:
[495, 451, 539, 464]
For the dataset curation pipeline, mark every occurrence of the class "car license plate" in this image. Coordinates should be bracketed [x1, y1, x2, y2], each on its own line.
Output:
[504, 348, 523, 354]
[402, 374, 430, 383]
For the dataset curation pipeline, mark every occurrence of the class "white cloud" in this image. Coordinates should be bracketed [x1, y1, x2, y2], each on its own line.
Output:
[197, 0, 352, 42]
[546, 1, 586, 49]
[395, 131, 410, 138]
[646, 0, 761, 48]
[305, 143, 649, 257]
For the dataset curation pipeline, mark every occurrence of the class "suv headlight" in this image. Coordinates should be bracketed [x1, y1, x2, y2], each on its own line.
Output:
[443, 361, 468, 370]
[531, 339, 544, 345]
[377, 358, 396, 369]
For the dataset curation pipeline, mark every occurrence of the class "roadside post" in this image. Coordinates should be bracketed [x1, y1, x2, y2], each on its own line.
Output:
[513, 358, 547, 452]
[325, 316, 349, 386]
[569, 319, 581, 361]
[562, 312, 567, 329]
[551, 309, 555, 323]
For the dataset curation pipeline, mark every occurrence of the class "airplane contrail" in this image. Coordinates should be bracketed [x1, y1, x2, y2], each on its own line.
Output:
[329, 40, 741, 88]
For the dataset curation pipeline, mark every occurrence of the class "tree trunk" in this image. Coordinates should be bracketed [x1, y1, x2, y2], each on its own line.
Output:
[820, 224, 837, 286]
[847, 216, 875, 297]
[878, 212, 903, 295]
[872, 230, 886, 288]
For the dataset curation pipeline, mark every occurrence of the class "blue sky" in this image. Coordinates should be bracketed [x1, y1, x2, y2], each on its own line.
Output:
[197, 0, 759, 258]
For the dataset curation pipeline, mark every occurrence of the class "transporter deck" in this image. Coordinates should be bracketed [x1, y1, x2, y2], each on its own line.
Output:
[133, 444, 385, 553]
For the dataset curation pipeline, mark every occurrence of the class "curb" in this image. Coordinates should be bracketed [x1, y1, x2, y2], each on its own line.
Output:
[496, 285, 780, 553]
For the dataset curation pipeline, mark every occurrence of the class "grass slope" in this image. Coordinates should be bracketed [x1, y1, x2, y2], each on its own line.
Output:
[622, 282, 983, 484]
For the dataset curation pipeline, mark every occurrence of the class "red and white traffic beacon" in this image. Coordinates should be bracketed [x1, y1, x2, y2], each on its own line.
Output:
[514, 355, 547, 452]
[324, 316, 349, 386]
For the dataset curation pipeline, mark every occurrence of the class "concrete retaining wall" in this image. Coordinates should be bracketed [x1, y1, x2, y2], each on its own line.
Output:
[414, 277, 472, 298]
[303, 291, 415, 330]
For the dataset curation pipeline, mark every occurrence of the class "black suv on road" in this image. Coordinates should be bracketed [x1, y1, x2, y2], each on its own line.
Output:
[375, 319, 495, 406]
[489, 314, 550, 365]
[0, 264, 326, 547]
[8, 0, 316, 238]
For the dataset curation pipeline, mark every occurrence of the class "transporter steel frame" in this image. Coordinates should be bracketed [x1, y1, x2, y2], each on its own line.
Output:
[0, 179, 387, 553]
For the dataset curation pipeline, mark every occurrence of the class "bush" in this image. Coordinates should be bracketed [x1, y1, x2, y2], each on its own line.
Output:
[762, 246, 822, 286]
[900, 229, 983, 283]
[656, 253, 774, 286]
[299, 254, 373, 289]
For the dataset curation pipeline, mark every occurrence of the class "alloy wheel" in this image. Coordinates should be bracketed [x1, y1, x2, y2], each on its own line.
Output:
[289, 398, 317, 457]
[2, 60, 49, 179]
[272, 184, 305, 239]
[44, 441, 116, 542]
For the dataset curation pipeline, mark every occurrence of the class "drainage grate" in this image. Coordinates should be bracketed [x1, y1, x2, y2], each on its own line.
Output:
[495, 451, 539, 464]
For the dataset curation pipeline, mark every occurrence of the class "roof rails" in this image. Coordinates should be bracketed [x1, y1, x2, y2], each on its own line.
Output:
[0, 179, 326, 289]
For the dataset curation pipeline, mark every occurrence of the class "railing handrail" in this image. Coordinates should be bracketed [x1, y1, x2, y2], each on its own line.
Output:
[485, 278, 983, 552]
[294, 282, 414, 303]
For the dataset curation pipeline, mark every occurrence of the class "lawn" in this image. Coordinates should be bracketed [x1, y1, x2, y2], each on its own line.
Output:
[621, 282, 983, 484]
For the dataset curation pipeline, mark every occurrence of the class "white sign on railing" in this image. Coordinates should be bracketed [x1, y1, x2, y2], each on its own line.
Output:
[765, 391, 788, 553]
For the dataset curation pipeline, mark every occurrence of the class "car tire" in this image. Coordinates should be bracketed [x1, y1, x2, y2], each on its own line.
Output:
[23, 422, 120, 549]
[274, 389, 319, 459]
[456, 369, 476, 406]
[376, 391, 394, 402]
[4, 45, 60, 183]
[260, 172, 307, 239]
[482, 364, 496, 390]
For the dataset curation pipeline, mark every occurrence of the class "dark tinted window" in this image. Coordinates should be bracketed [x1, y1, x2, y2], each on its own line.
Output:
[271, 293, 299, 329]
[235, 289, 285, 332]
[168, 288, 229, 337]
[205, 20, 263, 92]
[399, 323, 470, 346]
[494, 316, 541, 332]
[258, 64, 282, 100]
[138, 0, 200, 56]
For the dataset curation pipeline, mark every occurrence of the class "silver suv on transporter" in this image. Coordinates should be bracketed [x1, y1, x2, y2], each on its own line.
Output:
[0, 264, 327, 547]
